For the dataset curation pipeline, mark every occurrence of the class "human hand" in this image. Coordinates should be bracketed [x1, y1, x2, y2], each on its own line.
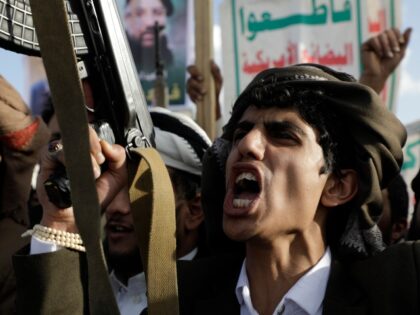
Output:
[359, 28, 412, 93]
[187, 60, 223, 119]
[37, 119, 127, 233]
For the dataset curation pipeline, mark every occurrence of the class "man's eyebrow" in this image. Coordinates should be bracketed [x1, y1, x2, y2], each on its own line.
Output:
[234, 120, 254, 131]
[264, 121, 306, 137]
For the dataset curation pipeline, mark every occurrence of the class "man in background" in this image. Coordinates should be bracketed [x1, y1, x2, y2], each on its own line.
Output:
[124, 0, 174, 76]
[0, 76, 49, 314]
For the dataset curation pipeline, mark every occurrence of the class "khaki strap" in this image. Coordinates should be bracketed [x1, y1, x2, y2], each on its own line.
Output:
[129, 147, 179, 315]
[29, 0, 119, 314]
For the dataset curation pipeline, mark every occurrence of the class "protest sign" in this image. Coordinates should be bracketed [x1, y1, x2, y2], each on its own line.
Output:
[220, 0, 401, 115]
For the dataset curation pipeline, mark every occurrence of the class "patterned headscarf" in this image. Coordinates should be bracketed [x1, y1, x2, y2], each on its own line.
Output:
[150, 107, 211, 176]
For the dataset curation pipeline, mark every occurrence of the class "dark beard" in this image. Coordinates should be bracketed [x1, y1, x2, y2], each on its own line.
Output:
[128, 33, 174, 74]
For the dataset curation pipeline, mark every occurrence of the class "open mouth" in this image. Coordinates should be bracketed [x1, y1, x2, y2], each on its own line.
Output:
[232, 171, 261, 208]
[106, 222, 134, 234]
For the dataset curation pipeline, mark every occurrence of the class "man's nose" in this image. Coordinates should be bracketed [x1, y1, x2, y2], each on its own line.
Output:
[142, 12, 155, 27]
[104, 189, 131, 217]
[237, 128, 265, 161]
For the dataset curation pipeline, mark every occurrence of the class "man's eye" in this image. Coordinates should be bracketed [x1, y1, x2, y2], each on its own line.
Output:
[153, 8, 166, 16]
[232, 130, 247, 143]
[269, 130, 298, 143]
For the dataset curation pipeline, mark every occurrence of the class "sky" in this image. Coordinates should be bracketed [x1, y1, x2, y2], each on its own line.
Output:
[397, 0, 420, 126]
[1, 0, 420, 126]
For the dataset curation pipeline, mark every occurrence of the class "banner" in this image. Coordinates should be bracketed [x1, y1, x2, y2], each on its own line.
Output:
[117, 0, 189, 107]
[220, 0, 401, 115]
[401, 122, 420, 215]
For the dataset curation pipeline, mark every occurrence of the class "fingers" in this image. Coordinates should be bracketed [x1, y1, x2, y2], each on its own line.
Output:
[187, 64, 202, 78]
[364, 28, 412, 59]
[187, 61, 224, 103]
[400, 27, 413, 52]
[381, 28, 402, 57]
[210, 60, 223, 96]
[187, 65, 206, 102]
[187, 77, 206, 102]
[210, 60, 223, 85]
[95, 140, 128, 209]
[100, 140, 126, 172]
[88, 125, 105, 167]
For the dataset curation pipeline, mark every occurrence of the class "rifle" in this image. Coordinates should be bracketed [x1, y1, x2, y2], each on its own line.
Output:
[153, 21, 169, 108]
[0, 0, 154, 206]
[0, 0, 154, 152]
[1, 1, 179, 314]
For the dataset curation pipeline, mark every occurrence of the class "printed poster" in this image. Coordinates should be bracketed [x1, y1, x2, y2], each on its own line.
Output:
[117, 0, 189, 107]
[220, 0, 401, 115]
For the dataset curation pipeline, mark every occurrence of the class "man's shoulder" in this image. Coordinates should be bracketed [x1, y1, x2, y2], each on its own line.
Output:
[353, 240, 420, 269]
[325, 241, 420, 315]
[177, 252, 243, 290]
[337, 241, 420, 284]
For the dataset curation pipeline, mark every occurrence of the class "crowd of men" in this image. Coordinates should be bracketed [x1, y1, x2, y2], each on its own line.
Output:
[0, 0, 419, 314]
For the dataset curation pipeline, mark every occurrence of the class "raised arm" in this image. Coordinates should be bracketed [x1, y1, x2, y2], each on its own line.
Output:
[359, 28, 412, 94]
[13, 119, 127, 315]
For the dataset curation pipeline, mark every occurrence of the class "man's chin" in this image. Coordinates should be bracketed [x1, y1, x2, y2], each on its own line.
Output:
[107, 247, 143, 271]
[108, 249, 137, 258]
[141, 38, 154, 48]
[223, 220, 253, 242]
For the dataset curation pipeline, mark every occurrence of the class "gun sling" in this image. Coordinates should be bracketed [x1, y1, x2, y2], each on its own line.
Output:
[129, 148, 179, 315]
[28, 0, 179, 313]
[28, 0, 119, 313]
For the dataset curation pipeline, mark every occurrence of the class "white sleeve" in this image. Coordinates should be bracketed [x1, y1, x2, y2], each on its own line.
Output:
[30, 235, 63, 255]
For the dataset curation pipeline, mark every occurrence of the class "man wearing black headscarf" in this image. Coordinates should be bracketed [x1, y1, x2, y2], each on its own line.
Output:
[181, 63, 418, 314]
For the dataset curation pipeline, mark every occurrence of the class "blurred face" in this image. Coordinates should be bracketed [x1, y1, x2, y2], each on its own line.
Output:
[223, 106, 330, 243]
[105, 186, 137, 257]
[124, 0, 167, 47]
[105, 169, 193, 257]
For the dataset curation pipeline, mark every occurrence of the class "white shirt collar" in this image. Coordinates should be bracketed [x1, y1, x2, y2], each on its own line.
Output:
[178, 247, 198, 261]
[109, 271, 148, 315]
[235, 247, 332, 315]
[109, 270, 147, 295]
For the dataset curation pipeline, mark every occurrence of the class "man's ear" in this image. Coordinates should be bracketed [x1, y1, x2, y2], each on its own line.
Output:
[321, 169, 358, 207]
[185, 192, 205, 231]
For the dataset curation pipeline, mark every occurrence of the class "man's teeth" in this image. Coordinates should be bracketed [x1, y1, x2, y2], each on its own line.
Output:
[235, 172, 256, 183]
[233, 199, 252, 208]
[112, 226, 127, 232]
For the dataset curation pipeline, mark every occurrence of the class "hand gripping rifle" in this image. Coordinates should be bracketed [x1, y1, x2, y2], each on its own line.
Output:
[0, 1, 178, 314]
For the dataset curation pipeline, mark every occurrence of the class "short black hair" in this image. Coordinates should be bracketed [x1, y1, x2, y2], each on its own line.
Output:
[223, 76, 357, 177]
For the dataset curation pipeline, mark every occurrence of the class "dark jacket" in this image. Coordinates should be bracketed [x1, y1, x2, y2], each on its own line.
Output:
[13, 241, 420, 315]
[0, 120, 50, 314]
